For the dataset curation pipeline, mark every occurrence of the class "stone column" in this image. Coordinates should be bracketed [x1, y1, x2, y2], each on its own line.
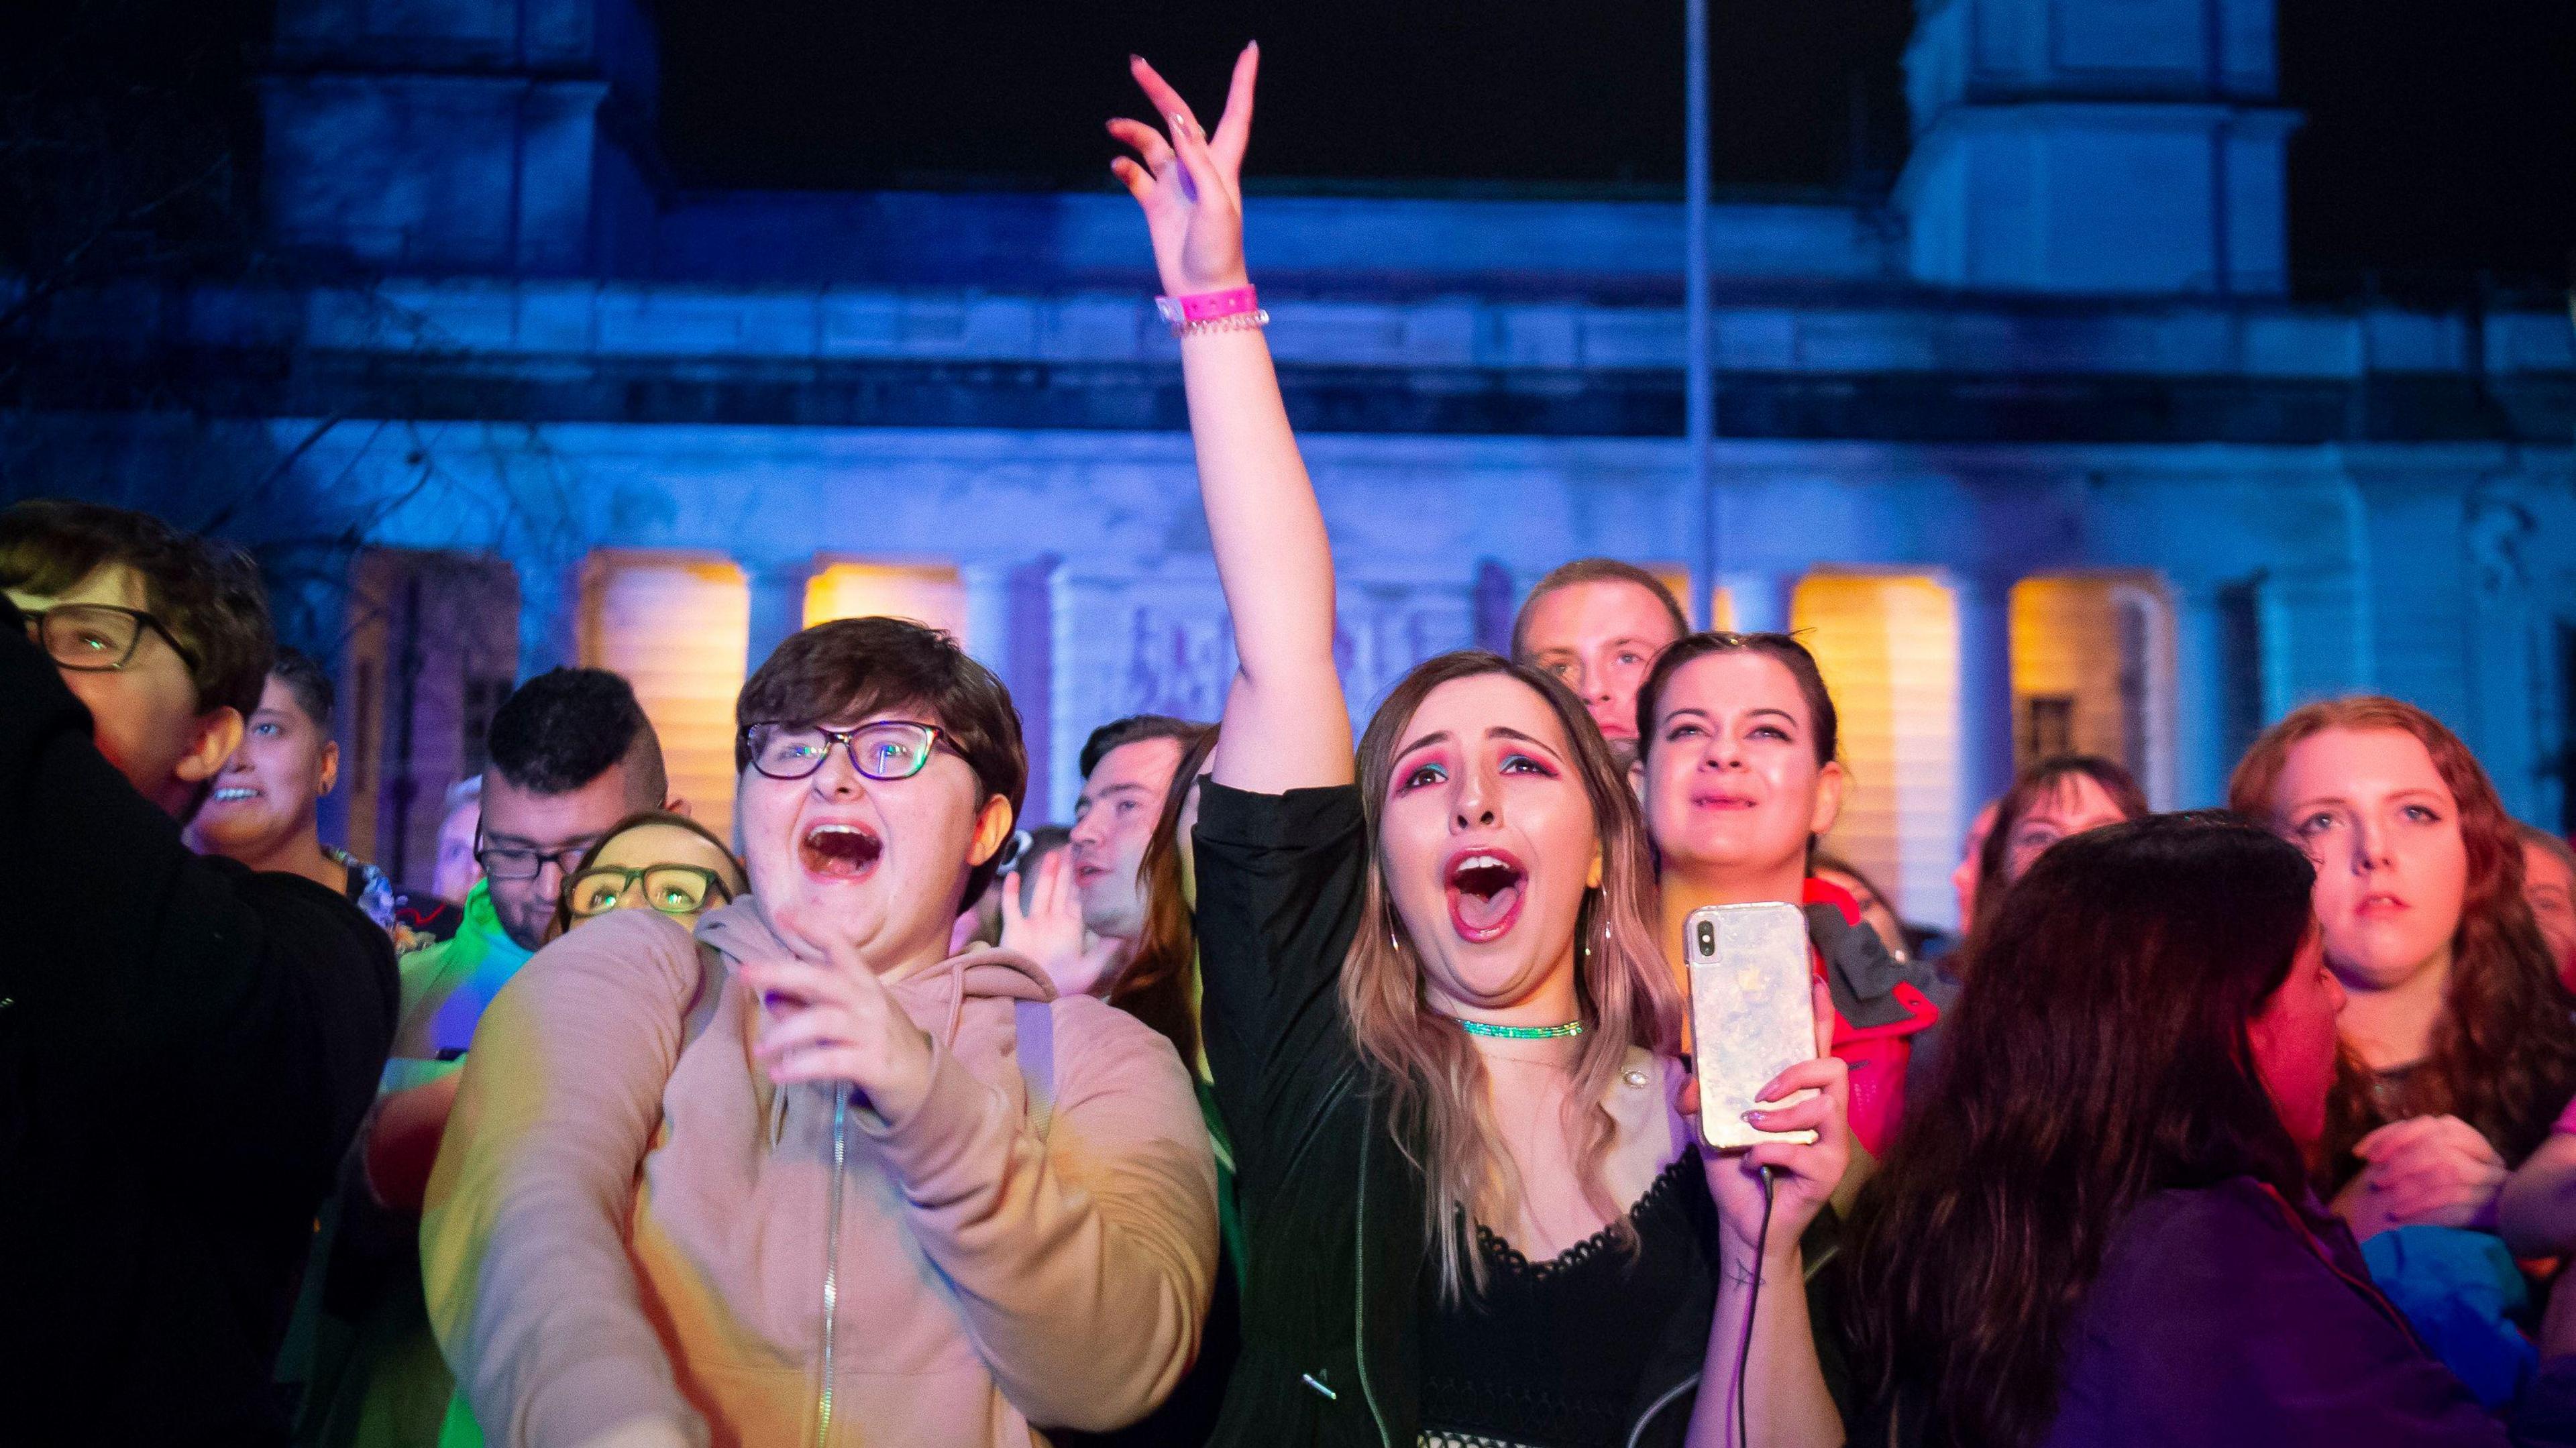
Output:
[1953, 571, 2018, 829]
[2169, 579, 2229, 808]
[744, 556, 814, 670]
[1719, 569, 1801, 635]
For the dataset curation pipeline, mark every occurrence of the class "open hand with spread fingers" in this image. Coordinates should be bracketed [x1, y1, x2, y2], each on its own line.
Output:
[1000, 848, 1128, 999]
[1109, 44, 1259, 298]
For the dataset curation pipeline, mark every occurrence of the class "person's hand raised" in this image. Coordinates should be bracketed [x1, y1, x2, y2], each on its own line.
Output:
[999, 849, 1128, 999]
[747, 903, 938, 1122]
[1109, 44, 1259, 297]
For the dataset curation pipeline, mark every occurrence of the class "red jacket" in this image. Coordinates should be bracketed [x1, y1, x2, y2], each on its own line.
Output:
[1803, 877, 1939, 1157]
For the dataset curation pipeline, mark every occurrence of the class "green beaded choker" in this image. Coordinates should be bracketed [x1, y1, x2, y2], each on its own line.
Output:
[1448, 1016, 1587, 1040]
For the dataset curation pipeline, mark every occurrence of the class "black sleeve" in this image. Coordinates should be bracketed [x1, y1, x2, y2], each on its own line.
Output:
[0, 596, 396, 1172]
[1189, 781, 1369, 1186]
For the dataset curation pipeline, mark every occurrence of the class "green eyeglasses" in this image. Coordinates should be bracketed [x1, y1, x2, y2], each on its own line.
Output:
[563, 864, 735, 920]
[741, 720, 949, 781]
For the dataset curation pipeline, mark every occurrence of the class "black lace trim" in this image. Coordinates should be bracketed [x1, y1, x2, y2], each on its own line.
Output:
[1472, 1154, 1694, 1281]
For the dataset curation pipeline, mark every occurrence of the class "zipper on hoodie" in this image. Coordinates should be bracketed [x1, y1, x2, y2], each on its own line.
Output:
[813, 1090, 851, 1448]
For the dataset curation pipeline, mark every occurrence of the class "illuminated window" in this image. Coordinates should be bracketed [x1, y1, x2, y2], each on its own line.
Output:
[2008, 575, 2174, 805]
[580, 551, 751, 828]
[803, 560, 969, 642]
[1791, 573, 1960, 926]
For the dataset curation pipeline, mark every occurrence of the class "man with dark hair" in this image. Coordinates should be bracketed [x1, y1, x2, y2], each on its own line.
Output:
[1057, 715, 1210, 996]
[301, 667, 672, 1447]
[392, 667, 669, 1064]
[1, 500, 397, 1443]
[1509, 557, 1689, 766]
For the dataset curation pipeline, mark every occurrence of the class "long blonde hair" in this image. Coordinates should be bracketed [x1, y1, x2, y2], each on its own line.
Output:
[1339, 651, 1684, 1298]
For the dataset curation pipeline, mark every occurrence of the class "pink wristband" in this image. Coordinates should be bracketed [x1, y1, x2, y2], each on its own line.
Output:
[1155, 285, 1259, 327]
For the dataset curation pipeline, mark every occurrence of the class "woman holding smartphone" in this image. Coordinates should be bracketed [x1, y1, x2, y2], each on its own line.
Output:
[1113, 46, 1849, 1447]
[1635, 632, 1939, 1155]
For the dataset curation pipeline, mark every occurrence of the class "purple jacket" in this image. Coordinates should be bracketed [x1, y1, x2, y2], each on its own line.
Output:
[2040, 1176, 2576, 1448]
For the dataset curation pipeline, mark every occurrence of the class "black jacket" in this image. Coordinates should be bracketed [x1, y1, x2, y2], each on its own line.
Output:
[1193, 782, 1840, 1448]
[0, 598, 397, 1445]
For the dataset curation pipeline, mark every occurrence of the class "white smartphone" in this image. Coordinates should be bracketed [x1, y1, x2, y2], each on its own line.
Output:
[1686, 901, 1821, 1150]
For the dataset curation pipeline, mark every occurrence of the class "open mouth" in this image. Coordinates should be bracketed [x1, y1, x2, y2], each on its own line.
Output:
[1445, 848, 1527, 944]
[798, 822, 883, 880]
[209, 786, 262, 805]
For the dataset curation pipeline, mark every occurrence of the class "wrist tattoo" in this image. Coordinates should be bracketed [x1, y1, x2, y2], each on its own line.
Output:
[1726, 1260, 1766, 1288]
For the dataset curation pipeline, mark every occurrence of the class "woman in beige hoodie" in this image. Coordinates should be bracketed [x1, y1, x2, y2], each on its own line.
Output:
[421, 617, 1220, 1448]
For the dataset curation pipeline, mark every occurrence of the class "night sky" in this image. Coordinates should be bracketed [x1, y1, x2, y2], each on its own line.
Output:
[655, 0, 2575, 288]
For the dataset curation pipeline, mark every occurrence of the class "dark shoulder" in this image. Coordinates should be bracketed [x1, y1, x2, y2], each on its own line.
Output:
[218, 859, 400, 1025]
[1193, 780, 1364, 854]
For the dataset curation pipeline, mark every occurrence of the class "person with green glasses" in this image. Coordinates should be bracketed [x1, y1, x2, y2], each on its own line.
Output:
[547, 810, 746, 940]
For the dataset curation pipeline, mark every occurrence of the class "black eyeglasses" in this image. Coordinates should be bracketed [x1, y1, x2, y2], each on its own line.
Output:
[741, 720, 949, 781]
[472, 822, 606, 882]
[563, 864, 735, 920]
[21, 604, 200, 674]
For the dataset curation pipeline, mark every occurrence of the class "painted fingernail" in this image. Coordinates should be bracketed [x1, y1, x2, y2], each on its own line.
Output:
[1170, 113, 1191, 135]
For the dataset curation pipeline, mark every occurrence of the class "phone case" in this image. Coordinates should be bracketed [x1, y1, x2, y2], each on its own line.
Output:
[1687, 901, 1821, 1150]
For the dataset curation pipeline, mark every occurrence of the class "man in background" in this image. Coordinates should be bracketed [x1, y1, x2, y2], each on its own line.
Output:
[1055, 714, 1205, 995]
[1, 500, 396, 1444]
[1509, 558, 1689, 767]
[297, 667, 670, 1448]
[390, 667, 670, 1067]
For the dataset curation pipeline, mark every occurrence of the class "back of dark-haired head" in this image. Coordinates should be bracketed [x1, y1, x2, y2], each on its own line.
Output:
[0, 499, 274, 717]
[1841, 812, 2316, 1448]
[1632, 630, 1839, 765]
[269, 646, 334, 729]
[1079, 714, 1208, 780]
[486, 668, 667, 805]
[737, 616, 1028, 906]
[1110, 722, 1222, 1065]
[1968, 755, 2149, 935]
[1509, 557, 1691, 659]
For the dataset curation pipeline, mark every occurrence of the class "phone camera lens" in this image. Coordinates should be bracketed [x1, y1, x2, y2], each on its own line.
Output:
[1697, 922, 1715, 955]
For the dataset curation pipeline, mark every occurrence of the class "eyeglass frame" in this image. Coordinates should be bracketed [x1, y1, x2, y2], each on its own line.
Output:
[739, 719, 954, 782]
[472, 820, 609, 882]
[561, 862, 736, 920]
[21, 602, 202, 675]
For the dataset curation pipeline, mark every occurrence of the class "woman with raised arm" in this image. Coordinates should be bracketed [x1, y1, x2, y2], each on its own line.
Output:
[1112, 48, 1847, 1448]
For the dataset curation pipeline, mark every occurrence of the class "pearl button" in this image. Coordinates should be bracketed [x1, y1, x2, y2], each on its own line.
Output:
[1622, 1068, 1649, 1089]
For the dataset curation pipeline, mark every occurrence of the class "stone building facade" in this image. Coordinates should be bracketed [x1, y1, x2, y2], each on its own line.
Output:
[15, 0, 2573, 925]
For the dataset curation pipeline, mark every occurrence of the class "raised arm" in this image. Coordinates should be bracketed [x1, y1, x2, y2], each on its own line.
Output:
[1112, 46, 1353, 793]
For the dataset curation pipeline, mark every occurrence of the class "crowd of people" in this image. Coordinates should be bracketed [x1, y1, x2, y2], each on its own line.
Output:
[13, 46, 2576, 1448]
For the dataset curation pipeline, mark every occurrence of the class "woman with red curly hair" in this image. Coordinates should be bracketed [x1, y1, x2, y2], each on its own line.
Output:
[2229, 697, 2576, 1240]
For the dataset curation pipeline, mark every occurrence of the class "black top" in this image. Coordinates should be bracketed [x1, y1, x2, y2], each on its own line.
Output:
[1193, 781, 1811, 1448]
[0, 597, 398, 1445]
[1421, 1155, 1715, 1448]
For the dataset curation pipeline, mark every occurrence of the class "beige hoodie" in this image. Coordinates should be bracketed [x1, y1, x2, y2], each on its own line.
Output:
[421, 899, 1217, 1448]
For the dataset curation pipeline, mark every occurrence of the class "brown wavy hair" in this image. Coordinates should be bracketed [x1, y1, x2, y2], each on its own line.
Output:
[1340, 650, 1684, 1299]
[1841, 812, 2318, 1447]
[2228, 696, 2576, 1180]
[1966, 755, 2149, 956]
[1108, 724, 1221, 1070]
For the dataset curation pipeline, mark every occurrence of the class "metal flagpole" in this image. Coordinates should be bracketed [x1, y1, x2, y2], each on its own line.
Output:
[1684, 0, 1717, 628]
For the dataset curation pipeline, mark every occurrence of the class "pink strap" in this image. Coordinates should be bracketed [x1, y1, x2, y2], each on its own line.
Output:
[1157, 285, 1259, 323]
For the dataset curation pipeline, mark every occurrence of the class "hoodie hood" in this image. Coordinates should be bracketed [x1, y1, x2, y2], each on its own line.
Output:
[694, 895, 1054, 1048]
